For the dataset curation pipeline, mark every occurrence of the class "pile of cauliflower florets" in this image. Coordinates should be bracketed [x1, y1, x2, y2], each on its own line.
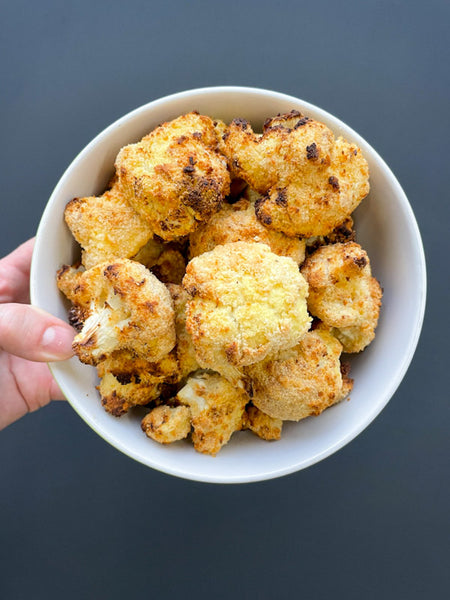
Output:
[57, 110, 382, 456]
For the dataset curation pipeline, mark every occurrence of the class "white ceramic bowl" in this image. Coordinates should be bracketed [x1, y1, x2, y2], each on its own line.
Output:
[30, 87, 426, 483]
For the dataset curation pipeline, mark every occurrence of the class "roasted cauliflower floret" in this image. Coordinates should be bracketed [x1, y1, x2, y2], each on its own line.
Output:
[166, 284, 200, 382]
[132, 238, 186, 284]
[64, 185, 154, 269]
[115, 112, 230, 241]
[141, 405, 191, 444]
[96, 348, 179, 416]
[183, 242, 311, 384]
[177, 372, 248, 456]
[301, 242, 382, 352]
[56, 263, 84, 303]
[222, 111, 369, 237]
[241, 404, 283, 441]
[97, 372, 162, 417]
[305, 216, 355, 254]
[70, 259, 176, 365]
[148, 247, 186, 284]
[189, 197, 305, 264]
[246, 326, 353, 421]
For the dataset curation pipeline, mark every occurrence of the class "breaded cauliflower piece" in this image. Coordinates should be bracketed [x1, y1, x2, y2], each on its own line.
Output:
[183, 242, 311, 384]
[141, 405, 191, 444]
[132, 238, 186, 284]
[131, 236, 166, 266]
[96, 346, 179, 417]
[56, 263, 84, 303]
[188, 197, 305, 264]
[70, 259, 176, 365]
[305, 216, 355, 254]
[222, 111, 369, 237]
[64, 185, 154, 269]
[97, 372, 162, 417]
[166, 284, 200, 381]
[115, 112, 230, 240]
[246, 326, 352, 421]
[241, 404, 283, 440]
[56, 263, 88, 330]
[149, 248, 186, 285]
[177, 372, 248, 455]
[301, 242, 382, 352]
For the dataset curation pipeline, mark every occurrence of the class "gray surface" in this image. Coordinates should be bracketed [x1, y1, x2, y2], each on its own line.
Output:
[0, 1, 448, 598]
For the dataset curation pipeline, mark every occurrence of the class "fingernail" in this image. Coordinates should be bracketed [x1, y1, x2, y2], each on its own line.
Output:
[41, 326, 75, 360]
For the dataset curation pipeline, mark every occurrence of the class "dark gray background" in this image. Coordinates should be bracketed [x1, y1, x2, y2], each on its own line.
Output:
[0, 1, 448, 598]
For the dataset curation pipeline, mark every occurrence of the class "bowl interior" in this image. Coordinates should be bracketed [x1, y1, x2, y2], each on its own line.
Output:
[30, 87, 426, 483]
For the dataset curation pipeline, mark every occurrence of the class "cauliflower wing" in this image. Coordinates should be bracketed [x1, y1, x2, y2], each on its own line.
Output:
[188, 197, 305, 264]
[95, 341, 179, 417]
[241, 404, 283, 441]
[177, 372, 248, 456]
[166, 284, 200, 382]
[246, 326, 352, 421]
[183, 242, 311, 384]
[64, 185, 154, 269]
[301, 242, 382, 352]
[115, 112, 230, 241]
[222, 111, 369, 237]
[70, 259, 176, 365]
[141, 405, 191, 444]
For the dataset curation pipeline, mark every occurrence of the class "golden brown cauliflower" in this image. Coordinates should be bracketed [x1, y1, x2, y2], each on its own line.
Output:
[246, 326, 352, 421]
[177, 372, 248, 456]
[115, 112, 230, 240]
[241, 404, 283, 441]
[56, 263, 84, 303]
[188, 197, 305, 264]
[183, 242, 311, 384]
[97, 372, 162, 417]
[64, 185, 154, 269]
[141, 405, 191, 444]
[305, 216, 355, 254]
[166, 284, 200, 382]
[96, 349, 179, 416]
[69, 259, 176, 365]
[222, 111, 369, 237]
[301, 242, 382, 352]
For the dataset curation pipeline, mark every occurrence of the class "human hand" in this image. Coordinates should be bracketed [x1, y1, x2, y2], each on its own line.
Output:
[0, 238, 74, 429]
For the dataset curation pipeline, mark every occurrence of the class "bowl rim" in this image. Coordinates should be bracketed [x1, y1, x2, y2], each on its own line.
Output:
[30, 86, 427, 483]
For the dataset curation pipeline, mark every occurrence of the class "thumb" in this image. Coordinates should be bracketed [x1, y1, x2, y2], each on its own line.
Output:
[0, 304, 74, 362]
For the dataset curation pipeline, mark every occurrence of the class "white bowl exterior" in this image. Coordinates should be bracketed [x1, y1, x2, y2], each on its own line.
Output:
[30, 87, 426, 483]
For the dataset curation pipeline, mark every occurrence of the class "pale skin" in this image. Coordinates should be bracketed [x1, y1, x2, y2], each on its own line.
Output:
[0, 239, 74, 429]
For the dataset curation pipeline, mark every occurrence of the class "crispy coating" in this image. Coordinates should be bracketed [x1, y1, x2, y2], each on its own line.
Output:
[56, 263, 84, 303]
[141, 405, 191, 444]
[131, 237, 165, 266]
[301, 242, 382, 352]
[183, 242, 311, 384]
[166, 284, 200, 381]
[189, 197, 305, 264]
[70, 259, 176, 365]
[149, 248, 186, 284]
[132, 238, 187, 284]
[222, 111, 369, 237]
[96, 349, 178, 416]
[305, 216, 355, 254]
[115, 112, 230, 240]
[97, 372, 162, 417]
[246, 326, 352, 421]
[64, 185, 153, 269]
[241, 404, 282, 440]
[177, 372, 248, 456]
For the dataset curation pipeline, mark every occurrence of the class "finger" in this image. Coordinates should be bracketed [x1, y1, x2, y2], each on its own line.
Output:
[0, 356, 66, 430]
[0, 304, 74, 362]
[0, 238, 35, 304]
